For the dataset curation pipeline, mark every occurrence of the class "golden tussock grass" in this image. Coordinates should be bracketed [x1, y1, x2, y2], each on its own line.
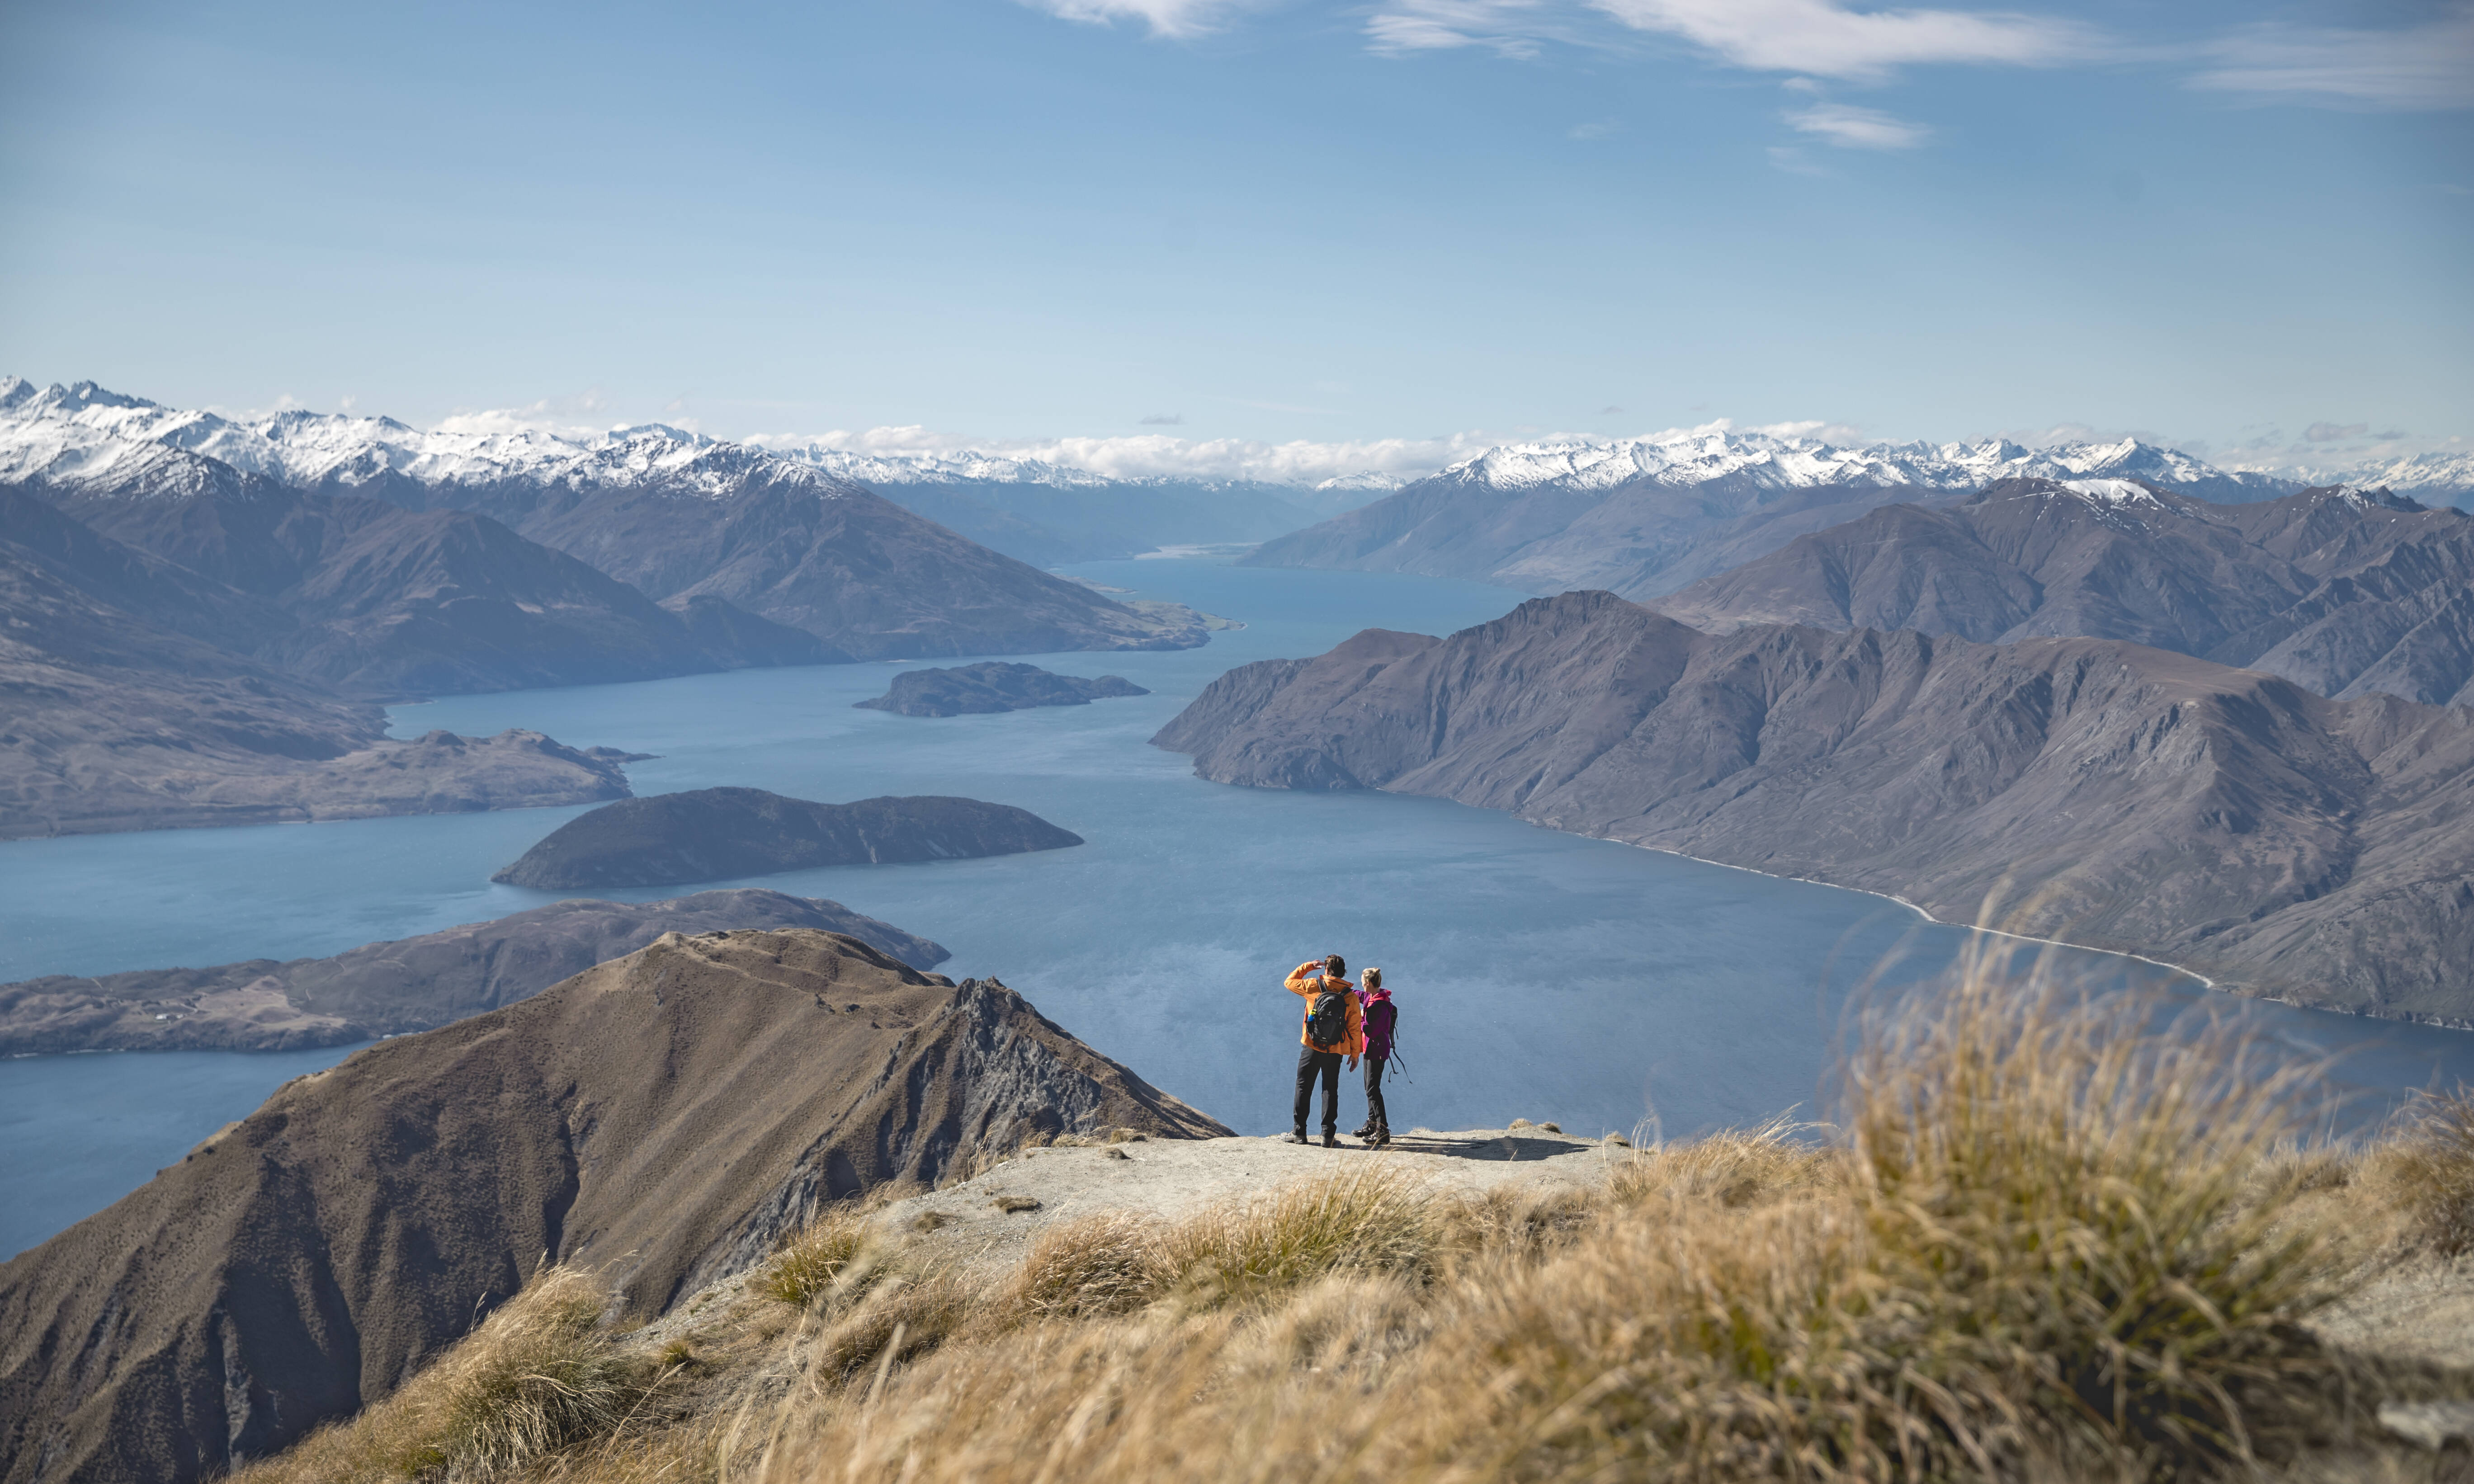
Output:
[227, 1265, 659, 1484]
[234, 936, 2465, 1483]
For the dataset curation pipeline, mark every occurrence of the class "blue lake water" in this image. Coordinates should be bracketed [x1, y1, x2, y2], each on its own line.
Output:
[4, 557, 2470, 1261]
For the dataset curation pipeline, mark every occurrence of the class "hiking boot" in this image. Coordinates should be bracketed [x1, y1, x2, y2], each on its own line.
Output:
[1369, 1125, 1391, 1148]
[1350, 1122, 1374, 1139]
[1284, 1129, 1309, 1145]
[1322, 1132, 1341, 1149]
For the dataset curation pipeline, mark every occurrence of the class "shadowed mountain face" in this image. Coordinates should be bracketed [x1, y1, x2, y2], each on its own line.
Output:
[0, 889, 948, 1054]
[1242, 469, 1956, 600]
[35, 474, 832, 697]
[463, 453, 1214, 660]
[1656, 481, 2474, 706]
[492, 787, 1086, 889]
[1238, 439, 2300, 602]
[0, 929, 1229, 1484]
[0, 492, 631, 839]
[855, 661, 1149, 716]
[1155, 592, 2474, 1023]
[0, 382, 1218, 663]
[852, 477, 1323, 565]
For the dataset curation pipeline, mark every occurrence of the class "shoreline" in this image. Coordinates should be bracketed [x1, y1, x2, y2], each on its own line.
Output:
[1582, 831, 2220, 990]
[1563, 825, 2474, 1037]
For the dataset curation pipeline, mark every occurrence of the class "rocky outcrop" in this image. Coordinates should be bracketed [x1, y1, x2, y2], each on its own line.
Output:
[492, 787, 1085, 889]
[0, 889, 946, 1054]
[1657, 480, 2474, 705]
[0, 499, 635, 839]
[0, 929, 1229, 1483]
[1156, 591, 2474, 1023]
[855, 661, 1149, 716]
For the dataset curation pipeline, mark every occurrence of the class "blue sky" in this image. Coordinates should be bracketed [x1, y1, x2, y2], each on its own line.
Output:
[1, 0, 2467, 476]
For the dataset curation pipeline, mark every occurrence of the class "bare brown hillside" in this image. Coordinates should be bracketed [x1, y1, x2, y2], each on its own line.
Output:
[0, 928, 1226, 1484]
[1156, 591, 2474, 1022]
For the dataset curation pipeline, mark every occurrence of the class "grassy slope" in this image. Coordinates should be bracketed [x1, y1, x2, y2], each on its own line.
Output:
[234, 943, 2474, 1484]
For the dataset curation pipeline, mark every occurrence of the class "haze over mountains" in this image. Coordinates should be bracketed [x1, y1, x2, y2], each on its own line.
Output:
[1158, 592, 2474, 1027]
[1658, 479, 2474, 707]
[1242, 429, 2474, 601]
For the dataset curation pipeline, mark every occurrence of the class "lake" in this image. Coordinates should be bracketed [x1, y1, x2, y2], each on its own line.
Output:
[4, 557, 2470, 1261]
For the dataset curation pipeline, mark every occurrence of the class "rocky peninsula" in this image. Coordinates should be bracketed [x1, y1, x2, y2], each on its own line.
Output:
[492, 787, 1085, 889]
[854, 661, 1149, 716]
[1154, 591, 2474, 1024]
[0, 889, 944, 1054]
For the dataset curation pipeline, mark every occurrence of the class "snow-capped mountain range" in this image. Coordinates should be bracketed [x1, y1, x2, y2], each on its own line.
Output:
[0, 377, 858, 503]
[3, 376, 2462, 508]
[1426, 431, 2289, 499]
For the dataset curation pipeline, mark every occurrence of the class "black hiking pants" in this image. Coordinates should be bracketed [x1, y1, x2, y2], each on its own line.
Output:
[1294, 1047, 1344, 1133]
[1363, 1055, 1389, 1132]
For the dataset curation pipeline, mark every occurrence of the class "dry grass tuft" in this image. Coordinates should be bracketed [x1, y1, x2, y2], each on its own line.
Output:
[229, 1265, 650, 1484]
[755, 1206, 872, 1308]
[2363, 1086, 2474, 1257]
[1006, 1211, 1164, 1321]
[1609, 1115, 1841, 1210]
[1148, 1164, 1437, 1308]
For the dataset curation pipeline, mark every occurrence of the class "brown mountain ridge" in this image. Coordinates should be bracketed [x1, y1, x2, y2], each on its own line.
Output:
[1656, 479, 2474, 706]
[0, 928, 1228, 1484]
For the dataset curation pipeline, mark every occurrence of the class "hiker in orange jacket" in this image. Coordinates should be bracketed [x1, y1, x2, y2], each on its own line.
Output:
[1284, 954, 1364, 1147]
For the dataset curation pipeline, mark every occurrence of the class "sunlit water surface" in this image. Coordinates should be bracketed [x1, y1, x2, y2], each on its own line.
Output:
[5, 558, 2469, 1260]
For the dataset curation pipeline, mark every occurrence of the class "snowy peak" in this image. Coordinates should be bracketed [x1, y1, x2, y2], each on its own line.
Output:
[2058, 477, 2176, 514]
[0, 378, 864, 502]
[773, 445, 1120, 490]
[1426, 429, 2290, 499]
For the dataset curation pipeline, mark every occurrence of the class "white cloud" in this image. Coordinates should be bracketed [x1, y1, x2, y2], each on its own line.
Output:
[1364, 0, 1558, 57]
[1020, 0, 1250, 39]
[1786, 99, 1930, 147]
[1590, 0, 2096, 80]
[750, 424, 1525, 485]
[431, 393, 616, 441]
[2192, 6, 2474, 111]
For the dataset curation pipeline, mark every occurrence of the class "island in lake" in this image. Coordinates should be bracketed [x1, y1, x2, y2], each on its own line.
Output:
[855, 660, 1150, 716]
[492, 786, 1085, 888]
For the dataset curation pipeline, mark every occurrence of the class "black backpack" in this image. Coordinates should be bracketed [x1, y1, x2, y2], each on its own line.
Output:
[1306, 985, 1350, 1049]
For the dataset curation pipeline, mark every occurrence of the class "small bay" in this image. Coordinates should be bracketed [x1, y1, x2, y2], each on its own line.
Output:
[4, 558, 2469, 1261]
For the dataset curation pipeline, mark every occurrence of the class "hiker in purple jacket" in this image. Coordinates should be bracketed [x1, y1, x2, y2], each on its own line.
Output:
[1352, 967, 1398, 1147]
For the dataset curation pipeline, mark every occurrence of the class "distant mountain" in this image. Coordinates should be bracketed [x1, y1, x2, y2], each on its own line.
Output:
[0, 490, 634, 838]
[773, 448, 1340, 564]
[28, 463, 831, 697]
[1156, 592, 2474, 1025]
[1657, 480, 2474, 706]
[1241, 430, 2302, 599]
[2225, 448, 2474, 506]
[0, 929, 1229, 1484]
[0, 379, 1217, 661]
[0, 888, 948, 1054]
